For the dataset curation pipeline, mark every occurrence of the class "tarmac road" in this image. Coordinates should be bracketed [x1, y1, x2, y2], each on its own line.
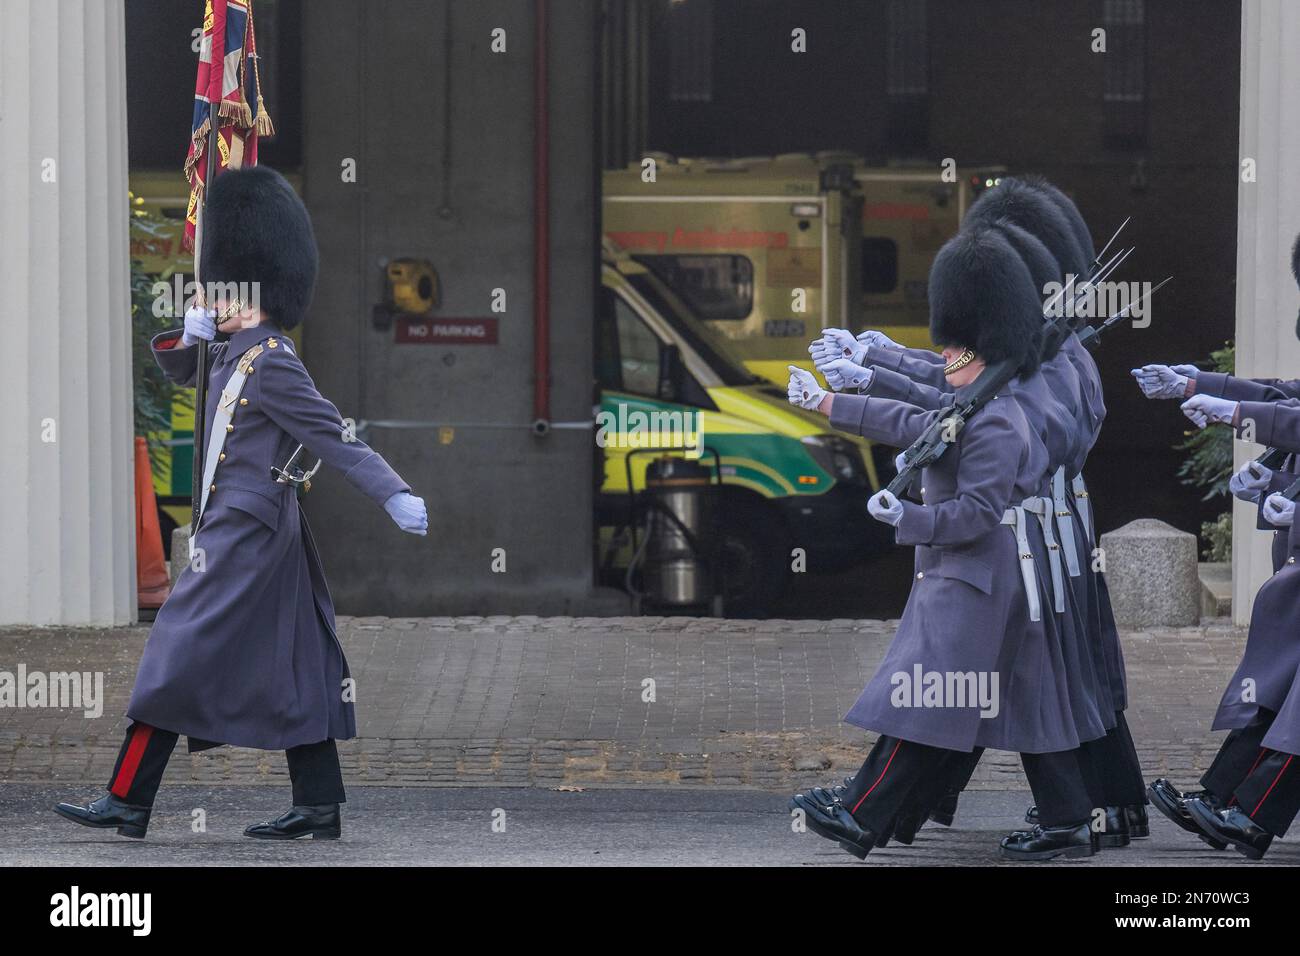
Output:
[2, 784, 1291, 867]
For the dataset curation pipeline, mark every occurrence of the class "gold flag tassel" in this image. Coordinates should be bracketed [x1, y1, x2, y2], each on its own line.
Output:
[249, 1, 275, 137]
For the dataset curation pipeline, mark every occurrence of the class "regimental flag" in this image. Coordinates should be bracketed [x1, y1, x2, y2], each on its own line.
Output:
[182, 0, 274, 254]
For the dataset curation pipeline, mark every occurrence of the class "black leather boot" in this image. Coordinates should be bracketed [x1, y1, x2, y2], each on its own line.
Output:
[1024, 804, 1039, 825]
[53, 793, 151, 839]
[1096, 805, 1132, 847]
[999, 822, 1095, 861]
[244, 803, 341, 840]
[1147, 779, 1227, 849]
[1185, 798, 1273, 860]
[790, 792, 877, 860]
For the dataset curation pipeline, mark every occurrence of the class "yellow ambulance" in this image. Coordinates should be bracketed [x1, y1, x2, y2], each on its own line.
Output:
[602, 154, 1005, 379]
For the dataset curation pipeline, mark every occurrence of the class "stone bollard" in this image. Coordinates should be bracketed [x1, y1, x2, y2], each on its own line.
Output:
[169, 523, 192, 584]
[1099, 518, 1201, 628]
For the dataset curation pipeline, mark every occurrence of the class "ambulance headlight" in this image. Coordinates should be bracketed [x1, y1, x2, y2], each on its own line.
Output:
[801, 435, 866, 483]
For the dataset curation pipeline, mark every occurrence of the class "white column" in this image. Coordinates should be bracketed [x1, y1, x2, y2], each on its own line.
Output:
[0, 0, 135, 625]
[1233, 1, 1300, 625]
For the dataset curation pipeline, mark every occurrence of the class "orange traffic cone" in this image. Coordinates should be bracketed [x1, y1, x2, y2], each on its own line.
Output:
[135, 436, 172, 609]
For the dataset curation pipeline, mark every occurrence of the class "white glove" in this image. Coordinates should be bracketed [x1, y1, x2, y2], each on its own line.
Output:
[822, 358, 874, 392]
[1229, 462, 1272, 502]
[384, 492, 428, 535]
[1181, 394, 1238, 428]
[1262, 493, 1296, 527]
[819, 328, 867, 366]
[808, 337, 842, 373]
[868, 489, 904, 526]
[1130, 364, 1189, 400]
[1170, 364, 1199, 379]
[894, 453, 906, 473]
[787, 366, 827, 410]
[857, 329, 902, 351]
[181, 305, 217, 347]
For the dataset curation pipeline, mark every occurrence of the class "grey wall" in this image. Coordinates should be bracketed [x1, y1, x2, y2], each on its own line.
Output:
[300, 0, 608, 615]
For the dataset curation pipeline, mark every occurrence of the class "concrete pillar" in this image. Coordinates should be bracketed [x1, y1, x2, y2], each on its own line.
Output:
[1232, 1, 1300, 625]
[0, 0, 135, 625]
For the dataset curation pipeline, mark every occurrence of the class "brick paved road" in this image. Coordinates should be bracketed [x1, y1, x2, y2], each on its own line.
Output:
[0, 616, 1247, 795]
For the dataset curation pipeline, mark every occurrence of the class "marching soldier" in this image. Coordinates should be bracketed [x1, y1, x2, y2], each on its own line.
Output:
[54, 166, 428, 841]
[808, 180, 1149, 845]
[787, 227, 1097, 861]
[1135, 236, 1300, 857]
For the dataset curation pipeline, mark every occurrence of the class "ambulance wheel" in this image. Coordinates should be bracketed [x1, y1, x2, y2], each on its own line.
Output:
[716, 500, 791, 616]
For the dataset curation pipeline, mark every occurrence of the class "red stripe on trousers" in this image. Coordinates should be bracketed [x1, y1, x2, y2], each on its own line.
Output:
[1251, 754, 1294, 818]
[110, 724, 154, 798]
[851, 740, 902, 815]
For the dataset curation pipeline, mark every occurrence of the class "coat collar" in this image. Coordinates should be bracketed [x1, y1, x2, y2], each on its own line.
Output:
[221, 323, 285, 361]
[952, 365, 1005, 404]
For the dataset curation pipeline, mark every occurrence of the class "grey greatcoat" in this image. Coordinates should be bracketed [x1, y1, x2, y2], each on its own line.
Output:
[1213, 398, 1300, 754]
[861, 364, 1110, 743]
[864, 343, 1124, 714]
[829, 385, 1081, 754]
[127, 324, 410, 752]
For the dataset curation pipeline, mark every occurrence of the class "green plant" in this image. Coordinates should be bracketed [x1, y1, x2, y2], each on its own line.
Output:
[1175, 342, 1234, 558]
[129, 194, 190, 474]
[1200, 511, 1232, 562]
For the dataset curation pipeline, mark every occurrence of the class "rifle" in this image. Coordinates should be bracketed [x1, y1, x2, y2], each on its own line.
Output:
[1075, 275, 1173, 350]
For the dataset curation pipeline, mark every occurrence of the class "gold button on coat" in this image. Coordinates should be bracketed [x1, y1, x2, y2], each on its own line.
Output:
[226, 424, 234, 432]
[240, 398, 248, 406]
[916, 572, 924, 580]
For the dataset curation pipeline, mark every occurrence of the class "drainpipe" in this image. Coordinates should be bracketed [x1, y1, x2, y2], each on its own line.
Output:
[532, 0, 551, 436]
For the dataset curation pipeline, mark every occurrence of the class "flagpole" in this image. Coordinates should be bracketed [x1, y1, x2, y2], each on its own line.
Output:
[191, 120, 219, 534]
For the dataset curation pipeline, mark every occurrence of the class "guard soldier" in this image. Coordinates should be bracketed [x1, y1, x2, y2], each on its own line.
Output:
[53, 166, 428, 841]
[807, 180, 1150, 847]
[786, 227, 1097, 861]
[1134, 235, 1300, 857]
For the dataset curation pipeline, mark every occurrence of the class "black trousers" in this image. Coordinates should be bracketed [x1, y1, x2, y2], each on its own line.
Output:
[843, 737, 1091, 832]
[1078, 712, 1147, 806]
[1021, 749, 1093, 827]
[906, 744, 1092, 827]
[1232, 749, 1300, 836]
[841, 735, 957, 835]
[1200, 708, 1275, 801]
[107, 721, 346, 808]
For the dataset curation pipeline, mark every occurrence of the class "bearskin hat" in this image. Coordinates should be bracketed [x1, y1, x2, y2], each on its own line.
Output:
[990, 219, 1063, 360]
[1022, 175, 1095, 266]
[1292, 231, 1300, 342]
[928, 226, 1044, 379]
[199, 166, 319, 331]
[963, 176, 1089, 282]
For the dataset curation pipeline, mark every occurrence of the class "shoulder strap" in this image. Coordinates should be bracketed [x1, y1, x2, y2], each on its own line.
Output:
[189, 341, 268, 555]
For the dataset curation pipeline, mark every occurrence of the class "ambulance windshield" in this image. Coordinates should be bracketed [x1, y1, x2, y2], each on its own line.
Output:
[625, 272, 760, 388]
